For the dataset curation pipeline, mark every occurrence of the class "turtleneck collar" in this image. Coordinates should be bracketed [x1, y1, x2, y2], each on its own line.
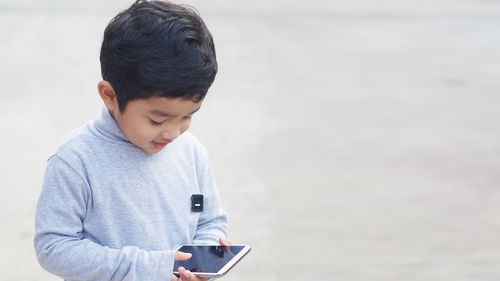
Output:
[90, 106, 133, 146]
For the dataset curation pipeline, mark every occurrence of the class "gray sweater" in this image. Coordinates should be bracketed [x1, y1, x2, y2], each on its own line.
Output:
[34, 107, 228, 281]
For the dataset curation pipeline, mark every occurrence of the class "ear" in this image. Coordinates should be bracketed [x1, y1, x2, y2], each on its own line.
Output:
[98, 80, 118, 111]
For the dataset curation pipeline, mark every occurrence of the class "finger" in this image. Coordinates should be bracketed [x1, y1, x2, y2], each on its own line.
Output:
[174, 251, 192, 261]
[219, 237, 232, 246]
[178, 267, 194, 280]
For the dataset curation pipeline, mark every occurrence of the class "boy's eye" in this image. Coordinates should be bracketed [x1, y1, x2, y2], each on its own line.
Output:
[183, 115, 192, 120]
[150, 119, 163, 126]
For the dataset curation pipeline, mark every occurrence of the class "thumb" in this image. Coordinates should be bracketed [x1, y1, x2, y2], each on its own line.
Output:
[174, 251, 192, 261]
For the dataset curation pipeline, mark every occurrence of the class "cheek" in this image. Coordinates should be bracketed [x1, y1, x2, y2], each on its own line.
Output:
[139, 125, 162, 141]
[123, 120, 158, 144]
[180, 120, 192, 134]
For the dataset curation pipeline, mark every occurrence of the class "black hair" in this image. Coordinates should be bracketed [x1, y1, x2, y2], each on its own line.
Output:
[100, 0, 217, 112]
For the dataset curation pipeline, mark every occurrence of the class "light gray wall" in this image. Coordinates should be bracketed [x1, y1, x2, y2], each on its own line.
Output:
[1, 0, 499, 280]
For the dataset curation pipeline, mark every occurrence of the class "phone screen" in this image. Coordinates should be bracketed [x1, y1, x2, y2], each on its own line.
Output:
[173, 245, 246, 274]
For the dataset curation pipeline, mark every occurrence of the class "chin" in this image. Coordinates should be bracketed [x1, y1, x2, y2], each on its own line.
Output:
[143, 148, 160, 154]
[147, 145, 167, 154]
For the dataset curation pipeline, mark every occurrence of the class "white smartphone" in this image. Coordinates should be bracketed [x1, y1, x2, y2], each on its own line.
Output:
[173, 244, 251, 278]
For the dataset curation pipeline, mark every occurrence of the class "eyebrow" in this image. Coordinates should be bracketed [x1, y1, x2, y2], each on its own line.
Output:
[148, 106, 201, 117]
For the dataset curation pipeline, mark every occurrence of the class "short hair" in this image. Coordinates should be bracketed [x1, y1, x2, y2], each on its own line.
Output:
[100, 0, 217, 112]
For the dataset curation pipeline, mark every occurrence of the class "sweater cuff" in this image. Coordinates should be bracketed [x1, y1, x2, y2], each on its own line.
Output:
[142, 250, 175, 281]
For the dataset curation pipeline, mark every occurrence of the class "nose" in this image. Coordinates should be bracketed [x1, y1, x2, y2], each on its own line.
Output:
[161, 123, 181, 140]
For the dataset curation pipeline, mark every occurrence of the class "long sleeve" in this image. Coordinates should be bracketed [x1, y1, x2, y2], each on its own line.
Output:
[192, 147, 228, 245]
[34, 156, 175, 281]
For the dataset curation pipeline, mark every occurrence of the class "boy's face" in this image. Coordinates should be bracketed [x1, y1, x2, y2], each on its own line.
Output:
[99, 81, 203, 154]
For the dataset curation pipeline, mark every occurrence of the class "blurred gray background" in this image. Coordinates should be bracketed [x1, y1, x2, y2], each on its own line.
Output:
[1, 0, 499, 280]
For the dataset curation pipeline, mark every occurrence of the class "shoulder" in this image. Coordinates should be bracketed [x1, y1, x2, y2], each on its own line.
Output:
[49, 122, 101, 170]
[56, 122, 92, 150]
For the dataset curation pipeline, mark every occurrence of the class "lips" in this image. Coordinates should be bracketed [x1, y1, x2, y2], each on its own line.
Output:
[152, 141, 169, 148]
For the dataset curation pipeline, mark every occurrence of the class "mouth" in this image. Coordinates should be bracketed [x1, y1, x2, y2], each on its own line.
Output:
[152, 141, 169, 148]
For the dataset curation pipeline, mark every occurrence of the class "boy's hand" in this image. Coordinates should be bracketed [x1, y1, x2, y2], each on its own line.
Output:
[172, 237, 232, 281]
[175, 251, 192, 261]
[176, 266, 208, 281]
[219, 237, 232, 246]
[172, 250, 208, 281]
[219, 237, 232, 253]
[170, 251, 194, 281]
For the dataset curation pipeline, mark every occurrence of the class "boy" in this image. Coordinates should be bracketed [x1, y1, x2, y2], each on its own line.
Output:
[34, 1, 230, 280]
